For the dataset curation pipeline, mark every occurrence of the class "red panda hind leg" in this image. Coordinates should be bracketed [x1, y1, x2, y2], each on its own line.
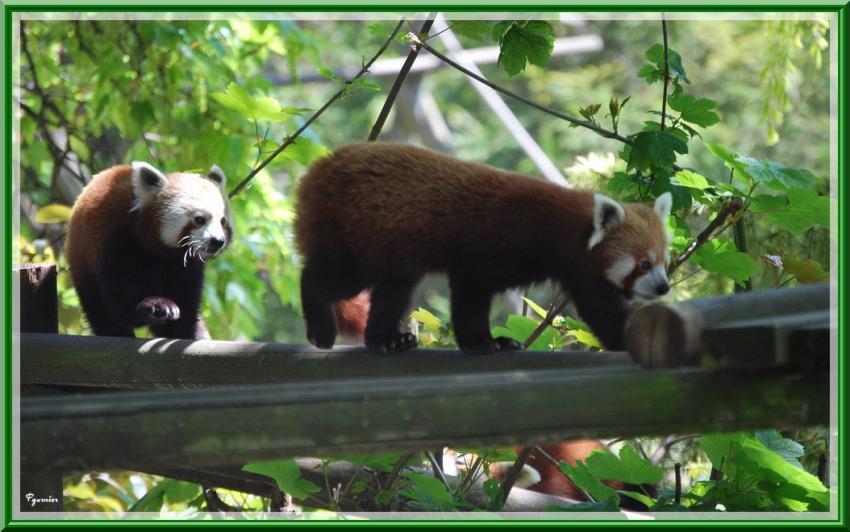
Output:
[301, 260, 369, 348]
[362, 276, 418, 353]
[448, 274, 522, 354]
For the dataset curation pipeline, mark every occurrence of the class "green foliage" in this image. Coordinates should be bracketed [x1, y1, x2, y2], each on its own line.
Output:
[243, 458, 321, 501]
[493, 21, 555, 76]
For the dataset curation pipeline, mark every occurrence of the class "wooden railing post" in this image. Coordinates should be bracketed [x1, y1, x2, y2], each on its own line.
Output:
[16, 263, 64, 513]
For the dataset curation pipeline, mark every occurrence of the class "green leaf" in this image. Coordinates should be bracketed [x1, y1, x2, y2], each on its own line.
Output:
[738, 156, 821, 191]
[211, 82, 299, 122]
[754, 431, 805, 470]
[400, 473, 455, 509]
[492, 314, 550, 350]
[703, 142, 752, 184]
[673, 169, 713, 190]
[692, 240, 758, 286]
[627, 130, 688, 174]
[749, 194, 787, 213]
[579, 103, 601, 120]
[584, 445, 664, 485]
[449, 20, 493, 42]
[667, 94, 720, 128]
[243, 458, 321, 500]
[128, 478, 171, 512]
[566, 328, 601, 349]
[764, 188, 830, 234]
[411, 307, 442, 333]
[162, 480, 202, 505]
[35, 203, 72, 223]
[280, 137, 330, 166]
[644, 44, 689, 83]
[497, 21, 554, 76]
[700, 433, 829, 511]
[334, 453, 402, 473]
[521, 297, 548, 319]
[559, 461, 619, 504]
[638, 64, 663, 84]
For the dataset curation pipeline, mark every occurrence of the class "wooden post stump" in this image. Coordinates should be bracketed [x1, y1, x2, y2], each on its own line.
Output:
[16, 263, 64, 513]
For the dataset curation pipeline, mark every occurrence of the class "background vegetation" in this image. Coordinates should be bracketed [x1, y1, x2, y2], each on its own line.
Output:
[18, 13, 833, 515]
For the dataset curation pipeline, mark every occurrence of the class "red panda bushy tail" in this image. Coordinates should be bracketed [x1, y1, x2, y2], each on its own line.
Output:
[333, 290, 370, 341]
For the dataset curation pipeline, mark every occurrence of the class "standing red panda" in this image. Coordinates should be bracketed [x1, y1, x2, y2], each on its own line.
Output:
[66, 162, 233, 339]
[295, 143, 672, 354]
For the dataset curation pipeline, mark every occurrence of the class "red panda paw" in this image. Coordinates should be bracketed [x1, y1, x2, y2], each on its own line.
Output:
[366, 331, 418, 354]
[136, 297, 181, 324]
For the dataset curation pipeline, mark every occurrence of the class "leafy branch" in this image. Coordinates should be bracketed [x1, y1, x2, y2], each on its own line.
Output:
[228, 19, 406, 198]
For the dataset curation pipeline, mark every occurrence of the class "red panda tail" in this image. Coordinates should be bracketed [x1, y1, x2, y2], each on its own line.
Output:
[333, 291, 370, 341]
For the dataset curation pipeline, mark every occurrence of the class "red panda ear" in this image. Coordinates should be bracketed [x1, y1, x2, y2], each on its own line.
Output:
[588, 193, 625, 249]
[207, 164, 227, 190]
[653, 192, 672, 220]
[131, 161, 168, 205]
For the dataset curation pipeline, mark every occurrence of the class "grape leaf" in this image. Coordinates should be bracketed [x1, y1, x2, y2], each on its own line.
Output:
[692, 243, 758, 286]
[243, 458, 320, 500]
[449, 20, 492, 41]
[497, 21, 554, 76]
[754, 430, 805, 470]
[738, 156, 821, 191]
[559, 461, 619, 504]
[667, 94, 720, 128]
[673, 169, 713, 190]
[585, 445, 664, 485]
[627, 130, 688, 174]
[764, 188, 830, 233]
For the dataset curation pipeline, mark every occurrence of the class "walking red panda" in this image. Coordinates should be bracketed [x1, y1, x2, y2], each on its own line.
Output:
[295, 143, 672, 354]
[66, 162, 233, 339]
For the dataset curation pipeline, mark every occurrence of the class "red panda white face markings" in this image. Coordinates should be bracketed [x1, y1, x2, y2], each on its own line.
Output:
[598, 192, 673, 299]
[130, 162, 232, 264]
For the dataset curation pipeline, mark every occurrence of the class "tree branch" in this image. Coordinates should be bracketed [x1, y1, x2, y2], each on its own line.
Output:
[489, 446, 535, 511]
[227, 19, 406, 199]
[523, 297, 568, 349]
[667, 196, 744, 275]
[368, 14, 436, 141]
[408, 33, 632, 145]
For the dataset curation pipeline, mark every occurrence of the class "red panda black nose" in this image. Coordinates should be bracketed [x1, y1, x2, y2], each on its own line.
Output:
[208, 237, 225, 251]
[656, 281, 670, 296]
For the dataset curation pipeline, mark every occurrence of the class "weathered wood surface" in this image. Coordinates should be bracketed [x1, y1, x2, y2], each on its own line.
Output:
[625, 283, 831, 369]
[22, 366, 827, 473]
[16, 263, 63, 513]
[20, 333, 632, 389]
[16, 263, 59, 335]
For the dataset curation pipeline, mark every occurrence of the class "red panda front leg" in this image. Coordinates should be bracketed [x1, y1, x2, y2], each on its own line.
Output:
[363, 276, 418, 354]
[567, 277, 632, 351]
[449, 276, 522, 355]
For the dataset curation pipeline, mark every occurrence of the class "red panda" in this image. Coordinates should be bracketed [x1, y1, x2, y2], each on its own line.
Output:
[295, 143, 672, 354]
[66, 162, 233, 339]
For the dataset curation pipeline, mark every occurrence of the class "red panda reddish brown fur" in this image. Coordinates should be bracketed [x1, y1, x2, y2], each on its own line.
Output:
[67, 162, 232, 339]
[295, 143, 672, 353]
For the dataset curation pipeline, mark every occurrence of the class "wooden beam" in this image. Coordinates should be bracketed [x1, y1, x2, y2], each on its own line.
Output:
[21, 366, 827, 473]
[20, 333, 632, 389]
[625, 284, 831, 369]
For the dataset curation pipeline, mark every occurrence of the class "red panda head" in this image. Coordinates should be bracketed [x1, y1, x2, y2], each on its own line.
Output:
[130, 161, 233, 263]
[587, 192, 672, 300]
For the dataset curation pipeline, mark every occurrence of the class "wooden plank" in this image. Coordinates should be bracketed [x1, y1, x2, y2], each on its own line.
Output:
[701, 311, 829, 368]
[20, 333, 632, 389]
[21, 366, 827, 473]
[16, 263, 63, 512]
[625, 284, 831, 369]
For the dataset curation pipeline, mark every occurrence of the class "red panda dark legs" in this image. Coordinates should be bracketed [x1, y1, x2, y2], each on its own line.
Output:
[566, 277, 632, 351]
[448, 274, 522, 354]
[363, 276, 419, 353]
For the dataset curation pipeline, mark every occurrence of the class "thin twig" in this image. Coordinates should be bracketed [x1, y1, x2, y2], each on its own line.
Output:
[667, 197, 744, 275]
[385, 450, 415, 492]
[425, 451, 454, 494]
[523, 297, 568, 349]
[660, 17, 670, 131]
[368, 14, 436, 141]
[227, 19, 406, 198]
[409, 34, 632, 145]
[489, 446, 535, 511]
[674, 462, 682, 505]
